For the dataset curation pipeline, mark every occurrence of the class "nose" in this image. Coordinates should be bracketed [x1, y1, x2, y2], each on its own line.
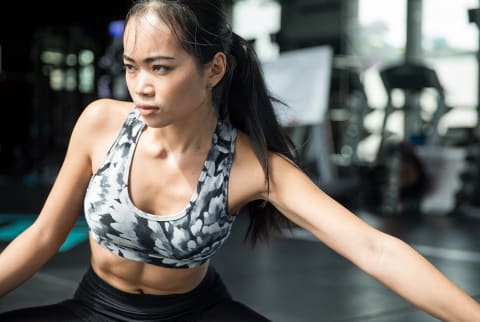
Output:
[134, 72, 155, 97]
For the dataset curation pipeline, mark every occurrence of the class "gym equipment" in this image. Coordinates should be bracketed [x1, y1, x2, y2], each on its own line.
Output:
[449, 8, 480, 218]
[377, 63, 448, 154]
[328, 64, 371, 168]
[375, 63, 448, 215]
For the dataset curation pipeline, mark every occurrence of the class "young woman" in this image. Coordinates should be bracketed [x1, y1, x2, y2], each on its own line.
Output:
[1, 1, 479, 321]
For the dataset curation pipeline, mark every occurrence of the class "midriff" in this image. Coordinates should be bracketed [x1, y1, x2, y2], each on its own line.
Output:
[89, 235, 209, 295]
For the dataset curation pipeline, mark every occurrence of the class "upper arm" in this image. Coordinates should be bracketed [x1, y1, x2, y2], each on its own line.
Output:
[228, 132, 384, 272]
[34, 99, 129, 245]
[264, 152, 385, 270]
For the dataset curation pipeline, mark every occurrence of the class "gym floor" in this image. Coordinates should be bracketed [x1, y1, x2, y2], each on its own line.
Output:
[1, 183, 480, 322]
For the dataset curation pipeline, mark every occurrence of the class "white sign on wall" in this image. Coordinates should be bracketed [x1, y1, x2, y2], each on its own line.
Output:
[262, 45, 333, 127]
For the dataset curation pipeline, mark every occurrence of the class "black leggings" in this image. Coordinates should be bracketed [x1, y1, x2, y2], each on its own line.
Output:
[0, 266, 271, 322]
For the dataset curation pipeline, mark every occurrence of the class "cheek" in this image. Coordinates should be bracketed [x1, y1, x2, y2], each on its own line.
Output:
[169, 73, 207, 101]
[125, 75, 141, 97]
[126, 80, 135, 97]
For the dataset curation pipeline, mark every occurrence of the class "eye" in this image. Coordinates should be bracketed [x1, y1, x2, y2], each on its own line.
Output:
[153, 65, 171, 73]
[123, 63, 137, 73]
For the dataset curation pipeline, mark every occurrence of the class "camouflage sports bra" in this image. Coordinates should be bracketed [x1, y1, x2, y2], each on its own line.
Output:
[83, 108, 237, 268]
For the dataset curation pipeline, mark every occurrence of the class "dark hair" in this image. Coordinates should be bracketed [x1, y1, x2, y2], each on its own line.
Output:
[125, 0, 300, 246]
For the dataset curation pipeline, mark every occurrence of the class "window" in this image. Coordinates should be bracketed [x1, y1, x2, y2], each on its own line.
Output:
[423, 0, 478, 131]
[358, 0, 479, 160]
[232, 0, 281, 62]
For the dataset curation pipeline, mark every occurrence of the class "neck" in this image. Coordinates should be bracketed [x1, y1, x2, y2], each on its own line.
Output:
[143, 109, 218, 155]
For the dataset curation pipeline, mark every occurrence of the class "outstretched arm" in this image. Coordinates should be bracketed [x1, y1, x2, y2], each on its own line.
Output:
[263, 152, 480, 322]
[0, 101, 107, 297]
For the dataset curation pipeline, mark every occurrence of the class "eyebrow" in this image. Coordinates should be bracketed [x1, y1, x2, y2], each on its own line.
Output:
[123, 54, 176, 64]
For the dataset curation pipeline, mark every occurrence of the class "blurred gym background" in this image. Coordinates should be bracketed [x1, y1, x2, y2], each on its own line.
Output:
[2, 0, 480, 218]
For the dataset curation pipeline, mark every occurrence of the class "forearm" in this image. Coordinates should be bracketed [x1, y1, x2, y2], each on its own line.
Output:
[0, 225, 61, 297]
[368, 234, 480, 322]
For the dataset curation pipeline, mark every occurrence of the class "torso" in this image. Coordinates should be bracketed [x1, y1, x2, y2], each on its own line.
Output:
[85, 100, 265, 295]
[90, 237, 209, 294]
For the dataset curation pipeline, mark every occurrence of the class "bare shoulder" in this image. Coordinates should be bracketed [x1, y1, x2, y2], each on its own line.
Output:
[231, 131, 264, 180]
[229, 131, 302, 212]
[228, 131, 266, 213]
[71, 98, 136, 171]
[73, 98, 134, 147]
[228, 131, 306, 214]
[78, 98, 134, 131]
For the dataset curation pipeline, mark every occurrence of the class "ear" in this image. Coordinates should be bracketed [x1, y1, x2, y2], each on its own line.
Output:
[206, 52, 227, 88]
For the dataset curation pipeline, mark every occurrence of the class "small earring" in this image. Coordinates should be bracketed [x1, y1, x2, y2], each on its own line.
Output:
[207, 83, 213, 90]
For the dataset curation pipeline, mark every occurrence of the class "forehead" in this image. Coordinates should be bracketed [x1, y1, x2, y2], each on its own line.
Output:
[123, 11, 182, 57]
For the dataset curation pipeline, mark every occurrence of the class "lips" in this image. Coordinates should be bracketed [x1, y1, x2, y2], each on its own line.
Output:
[136, 104, 159, 116]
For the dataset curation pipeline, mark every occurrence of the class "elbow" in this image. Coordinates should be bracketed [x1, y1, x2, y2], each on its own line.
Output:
[362, 231, 402, 280]
[30, 222, 66, 256]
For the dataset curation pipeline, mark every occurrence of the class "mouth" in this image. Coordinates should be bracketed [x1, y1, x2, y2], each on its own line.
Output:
[136, 104, 159, 116]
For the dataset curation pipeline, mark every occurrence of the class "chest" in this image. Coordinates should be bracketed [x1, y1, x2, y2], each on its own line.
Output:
[128, 146, 209, 216]
[83, 113, 240, 268]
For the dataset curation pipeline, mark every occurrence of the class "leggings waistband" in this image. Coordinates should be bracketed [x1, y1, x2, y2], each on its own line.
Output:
[73, 265, 231, 321]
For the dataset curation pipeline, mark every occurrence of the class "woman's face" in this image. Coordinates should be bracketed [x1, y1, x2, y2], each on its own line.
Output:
[123, 11, 212, 128]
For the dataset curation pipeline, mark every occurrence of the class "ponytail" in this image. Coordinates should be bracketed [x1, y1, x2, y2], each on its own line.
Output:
[216, 33, 300, 246]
